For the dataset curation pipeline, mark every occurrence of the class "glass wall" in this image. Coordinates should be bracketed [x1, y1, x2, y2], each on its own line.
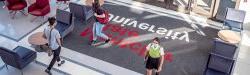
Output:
[188, 0, 238, 21]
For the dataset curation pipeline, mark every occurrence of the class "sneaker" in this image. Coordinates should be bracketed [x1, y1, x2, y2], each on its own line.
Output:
[105, 39, 110, 43]
[45, 69, 52, 75]
[90, 40, 97, 45]
[58, 60, 65, 67]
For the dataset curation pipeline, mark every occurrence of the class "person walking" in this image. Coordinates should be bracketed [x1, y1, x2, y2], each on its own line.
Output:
[145, 37, 165, 75]
[90, 0, 110, 45]
[44, 17, 65, 75]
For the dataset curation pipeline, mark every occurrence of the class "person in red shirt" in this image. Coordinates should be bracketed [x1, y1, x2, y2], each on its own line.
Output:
[90, 0, 110, 45]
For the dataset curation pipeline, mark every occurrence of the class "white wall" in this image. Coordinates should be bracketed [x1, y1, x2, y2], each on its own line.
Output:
[239, 0, 250, 24]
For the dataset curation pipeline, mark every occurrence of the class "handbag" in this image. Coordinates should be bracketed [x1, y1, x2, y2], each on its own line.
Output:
[96, 10, 109, 24]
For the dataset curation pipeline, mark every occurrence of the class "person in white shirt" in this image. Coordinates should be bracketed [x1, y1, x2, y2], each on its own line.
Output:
[44, 17, 65, 75]
[145, 37, 165, 75]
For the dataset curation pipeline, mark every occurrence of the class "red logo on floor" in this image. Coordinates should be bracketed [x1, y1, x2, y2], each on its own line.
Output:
[80, 23, 173, 62]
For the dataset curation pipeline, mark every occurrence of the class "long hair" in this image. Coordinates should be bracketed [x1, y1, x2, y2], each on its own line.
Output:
[93, 0, 100, 13]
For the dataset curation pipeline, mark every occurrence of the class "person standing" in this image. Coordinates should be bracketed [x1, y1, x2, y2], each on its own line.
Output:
[90, 0, 110, 45]
[145, 37, 165, 75]
[44, 17, 65, 75]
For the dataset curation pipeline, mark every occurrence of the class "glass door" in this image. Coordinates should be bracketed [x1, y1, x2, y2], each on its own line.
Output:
[215, 0, 237, 21]
[190, 0, 217, 17]
[189, 0, 239, 20]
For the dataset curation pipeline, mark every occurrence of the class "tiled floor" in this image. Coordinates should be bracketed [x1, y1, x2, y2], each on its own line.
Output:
[0, 4, 46, 41]
[0, 62, 63, 75]
[0, 0, 73, 41]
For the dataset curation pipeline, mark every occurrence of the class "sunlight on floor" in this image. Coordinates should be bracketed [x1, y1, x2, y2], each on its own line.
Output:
[179, 13, 207, 36]
[143, 14, 162, 19]
[190, 23, 206, 36]
[130, 2, 145, 14]
[176, 0, 187, 6]
[118, 33, 162, 46]
[197, 0, 210, 7]
[241, 32, 250, 46]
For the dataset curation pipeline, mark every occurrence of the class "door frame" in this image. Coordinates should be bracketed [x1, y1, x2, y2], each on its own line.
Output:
[211, 0, 241, 18]
[189, 0, 241, 18]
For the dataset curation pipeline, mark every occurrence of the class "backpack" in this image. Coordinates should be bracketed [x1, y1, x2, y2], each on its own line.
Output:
[96, 10, 109, 24]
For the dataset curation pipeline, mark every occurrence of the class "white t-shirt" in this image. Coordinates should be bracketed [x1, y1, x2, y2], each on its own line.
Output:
[146, 43, 165, 56]
[44, 25, 61, 50]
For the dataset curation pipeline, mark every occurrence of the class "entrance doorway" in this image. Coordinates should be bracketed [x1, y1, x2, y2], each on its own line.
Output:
[174, 0, 218, 17]
[187, 0, 240, 21]
[190, 0, 215, 17]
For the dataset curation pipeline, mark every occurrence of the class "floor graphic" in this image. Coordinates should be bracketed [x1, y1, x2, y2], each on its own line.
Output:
[63, 1, 219, 75]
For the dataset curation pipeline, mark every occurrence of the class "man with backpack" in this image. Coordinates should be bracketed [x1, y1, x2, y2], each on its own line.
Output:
[145, 37, 165, 75]
[90, 0, 110, 45]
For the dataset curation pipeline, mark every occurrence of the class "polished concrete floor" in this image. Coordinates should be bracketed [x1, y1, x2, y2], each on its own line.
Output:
[0, 0, 249, 75]
[0, 62, 63, 75]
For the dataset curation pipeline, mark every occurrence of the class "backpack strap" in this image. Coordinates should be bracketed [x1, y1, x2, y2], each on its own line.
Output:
[48, 28, 53, 48]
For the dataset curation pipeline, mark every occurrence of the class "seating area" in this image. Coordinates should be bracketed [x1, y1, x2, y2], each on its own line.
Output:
[0, 1, 97, 74]
[204, 38, 238, 75]
[55, 9, 74, 38]
[6, 0, 27, 19]
[28, 0, 50, 22]
[203, 7, 247, 75]
[0, 46, 37, 75]
[69, 2, 93, 21]
[4, 0, 51, 20]
[1, 0, 73, 21]
[224, 8, 246, 32]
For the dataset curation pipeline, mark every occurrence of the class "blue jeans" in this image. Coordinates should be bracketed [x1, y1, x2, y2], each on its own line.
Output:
[92, 22, 109, 41]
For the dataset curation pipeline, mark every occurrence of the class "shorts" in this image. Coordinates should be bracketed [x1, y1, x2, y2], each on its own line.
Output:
[146, 56, 160, 69]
